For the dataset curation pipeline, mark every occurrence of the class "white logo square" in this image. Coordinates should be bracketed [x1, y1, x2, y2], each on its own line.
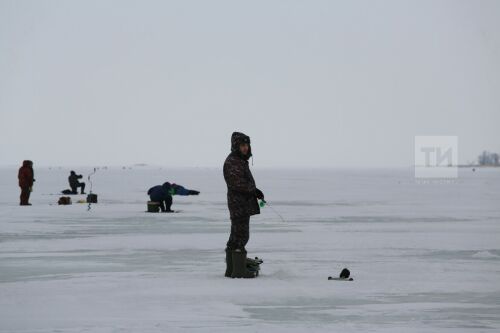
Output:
[415, 136, 458, 179]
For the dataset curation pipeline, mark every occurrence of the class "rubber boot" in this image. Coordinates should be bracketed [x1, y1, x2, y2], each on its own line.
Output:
[224, 248, 233, 277]
[231, 249, 256, 278]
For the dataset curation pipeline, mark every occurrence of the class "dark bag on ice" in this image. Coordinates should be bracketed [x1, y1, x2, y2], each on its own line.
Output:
[58, 196, 72, 205]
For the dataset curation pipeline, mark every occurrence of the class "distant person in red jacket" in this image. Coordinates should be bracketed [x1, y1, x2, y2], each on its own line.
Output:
[18, 160, 35, 206]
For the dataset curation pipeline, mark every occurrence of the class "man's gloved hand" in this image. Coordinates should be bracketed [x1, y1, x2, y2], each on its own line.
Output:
[255, 188, 264, 200]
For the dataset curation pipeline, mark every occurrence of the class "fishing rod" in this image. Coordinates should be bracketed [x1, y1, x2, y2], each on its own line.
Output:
[260, 199, 286, 223]
[87, 167, 97, 211]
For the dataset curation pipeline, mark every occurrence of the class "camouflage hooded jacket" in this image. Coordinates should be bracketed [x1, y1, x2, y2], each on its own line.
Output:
[223, 132, 260, 219]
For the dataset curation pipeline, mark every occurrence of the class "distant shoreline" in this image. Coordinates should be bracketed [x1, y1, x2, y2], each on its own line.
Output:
[458, 165, 500, 168]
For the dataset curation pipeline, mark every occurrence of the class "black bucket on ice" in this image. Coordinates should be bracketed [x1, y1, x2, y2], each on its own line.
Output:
[87, 194, 98, 204]
[147, 201, 160, 213]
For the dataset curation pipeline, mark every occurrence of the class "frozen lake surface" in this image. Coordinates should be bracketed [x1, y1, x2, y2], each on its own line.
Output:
[1, 167, 499, 332]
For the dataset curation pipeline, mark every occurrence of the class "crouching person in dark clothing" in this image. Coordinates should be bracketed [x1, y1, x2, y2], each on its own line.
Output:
[18, 160, 35, 206]
[147, 182, 174, 212]
[148, 182, 200, 212]
[223, 132, 265, 278]
[69, 171, 86, 194]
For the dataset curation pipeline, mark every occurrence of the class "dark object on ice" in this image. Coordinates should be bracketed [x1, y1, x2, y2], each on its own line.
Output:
[87, 193, 98, 204]
[340, 268, 350, 279]
[147, 201, 161, 213]
[69, 171, 86, 194]
[58, 196, 72, 205]
[61, 189, 73, 195]
[472, 168, 476, 172]
[18, 160, 35, 206]
[230, 249, 256, 278]
[328, 268, 354, 281]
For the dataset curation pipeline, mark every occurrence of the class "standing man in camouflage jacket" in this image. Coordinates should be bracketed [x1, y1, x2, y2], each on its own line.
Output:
[223, 132, 265, 278]
[18, 160, 35, 206]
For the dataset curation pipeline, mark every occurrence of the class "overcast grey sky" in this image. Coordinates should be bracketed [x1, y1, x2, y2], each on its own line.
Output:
[0, 0, 499, 167]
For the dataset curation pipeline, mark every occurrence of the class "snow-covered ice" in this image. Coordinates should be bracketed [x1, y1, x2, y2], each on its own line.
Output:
[1, 167, 499, 332]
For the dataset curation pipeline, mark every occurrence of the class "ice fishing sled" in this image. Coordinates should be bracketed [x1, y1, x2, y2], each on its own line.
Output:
[328, 268, 353, 281]
[61, 189, 83, 195]
[328, 277, 353, 281]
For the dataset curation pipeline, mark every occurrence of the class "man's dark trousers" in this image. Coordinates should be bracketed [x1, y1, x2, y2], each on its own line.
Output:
[226, 216, 250, 250]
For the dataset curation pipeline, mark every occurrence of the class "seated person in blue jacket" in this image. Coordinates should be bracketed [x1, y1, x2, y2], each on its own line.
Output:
[147, 182, 200, 212]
